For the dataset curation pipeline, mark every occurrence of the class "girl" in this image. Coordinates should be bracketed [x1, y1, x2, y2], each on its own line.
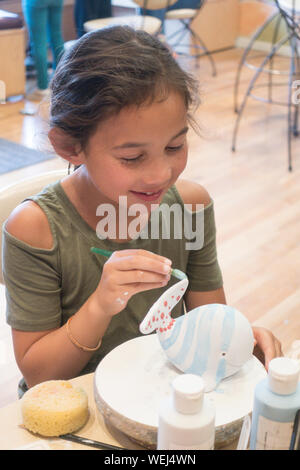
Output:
[3, 26, 282, 395]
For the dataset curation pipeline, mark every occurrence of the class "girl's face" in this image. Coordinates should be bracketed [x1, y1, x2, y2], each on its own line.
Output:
[81, 91, 189, 210]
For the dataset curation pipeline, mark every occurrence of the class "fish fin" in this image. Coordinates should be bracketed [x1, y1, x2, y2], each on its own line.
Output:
[139, 278, 189, 334]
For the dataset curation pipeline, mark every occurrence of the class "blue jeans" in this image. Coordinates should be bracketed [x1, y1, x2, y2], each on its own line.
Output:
[22, 0, 64, 89]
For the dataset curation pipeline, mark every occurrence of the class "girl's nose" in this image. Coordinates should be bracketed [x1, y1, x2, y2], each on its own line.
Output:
[142, 160, 172, 187]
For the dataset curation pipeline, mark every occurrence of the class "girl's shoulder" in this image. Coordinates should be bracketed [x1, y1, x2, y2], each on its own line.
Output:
[5, 200, 53, 250]
[175, 178, 211, 211]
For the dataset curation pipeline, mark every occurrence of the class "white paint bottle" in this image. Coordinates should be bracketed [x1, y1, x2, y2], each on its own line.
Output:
[250, 357, 300, 450]
[157, 374, 215, 450]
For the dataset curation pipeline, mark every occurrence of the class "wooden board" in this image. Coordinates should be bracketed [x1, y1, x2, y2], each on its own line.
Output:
[94, 335, 267, 449]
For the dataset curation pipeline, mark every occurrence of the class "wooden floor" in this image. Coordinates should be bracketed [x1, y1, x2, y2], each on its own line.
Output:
[0, 48, 300, 407]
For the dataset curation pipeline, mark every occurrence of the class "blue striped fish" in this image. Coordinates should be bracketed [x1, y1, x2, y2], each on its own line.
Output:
[139, 279, 254, 392]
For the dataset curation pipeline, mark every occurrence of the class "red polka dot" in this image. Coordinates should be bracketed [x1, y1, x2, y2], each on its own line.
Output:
[160, 328, 164, 333]
[176, 296, 180, 301]
[164, 301, 168, 307]
[161, 313, 164, 319]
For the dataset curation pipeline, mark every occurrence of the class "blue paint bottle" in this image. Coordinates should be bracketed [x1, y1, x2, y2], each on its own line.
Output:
[250, 357, 300, 450]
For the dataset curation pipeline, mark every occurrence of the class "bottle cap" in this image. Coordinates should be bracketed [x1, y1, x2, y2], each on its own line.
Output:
[268, 357, 300, 395]
[172, 374, 204, 414]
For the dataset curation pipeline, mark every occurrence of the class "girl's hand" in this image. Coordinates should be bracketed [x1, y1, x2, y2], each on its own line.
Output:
[94, 249, 172, 317]
[252, 326, 283, 370]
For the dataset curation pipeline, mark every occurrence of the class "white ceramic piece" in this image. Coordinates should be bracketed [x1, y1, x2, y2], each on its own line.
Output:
[94, 335, 267, 449]
[139, 278, 254, 392]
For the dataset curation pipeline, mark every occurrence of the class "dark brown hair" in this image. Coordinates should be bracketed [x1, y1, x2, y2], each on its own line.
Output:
[50, 25, 200, 150]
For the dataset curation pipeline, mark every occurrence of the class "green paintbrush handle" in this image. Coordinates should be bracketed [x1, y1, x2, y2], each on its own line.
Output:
[90, 247, 113, 257]
[90, 247, 187, 280]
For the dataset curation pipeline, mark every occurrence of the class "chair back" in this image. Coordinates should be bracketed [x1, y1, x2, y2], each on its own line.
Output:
[134, 0, 178, 9]
[0, 169, 67, 284]
[84, 1, 171, 35]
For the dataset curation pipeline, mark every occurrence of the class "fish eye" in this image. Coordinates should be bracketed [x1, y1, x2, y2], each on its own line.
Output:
[221, 352, 226, 356]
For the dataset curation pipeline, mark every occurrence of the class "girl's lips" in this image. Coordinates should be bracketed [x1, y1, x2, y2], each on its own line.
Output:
[130, 189, 164, 201]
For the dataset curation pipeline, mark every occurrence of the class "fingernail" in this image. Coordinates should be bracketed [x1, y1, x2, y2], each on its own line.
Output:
[163, 264, 171, 273]
[164, 258, 172, 265]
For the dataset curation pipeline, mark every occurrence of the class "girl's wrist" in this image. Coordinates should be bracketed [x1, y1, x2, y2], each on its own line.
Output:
[86, 291, 113, 323]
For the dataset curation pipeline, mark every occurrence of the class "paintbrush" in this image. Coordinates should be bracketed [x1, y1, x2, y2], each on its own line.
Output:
[60, 433, 125, 450]
[289, 409, 300, 450]
[90, 246, 187, 280]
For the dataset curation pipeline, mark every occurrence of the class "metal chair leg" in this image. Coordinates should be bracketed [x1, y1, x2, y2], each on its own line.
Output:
[186, 21, 217, 76]
[166, 18, 217, 76]
[268, 13, 283, 103]
[292, 36, 300, 137]
[234, 12, 278, 113]
[232, 33, 292, 154]
[287, 34, 297, 171]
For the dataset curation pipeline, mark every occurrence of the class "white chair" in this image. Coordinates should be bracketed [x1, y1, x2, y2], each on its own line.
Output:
[0, 169, 67, 284]
[83, 0, 178, 37]
[164, 0, 216, 75]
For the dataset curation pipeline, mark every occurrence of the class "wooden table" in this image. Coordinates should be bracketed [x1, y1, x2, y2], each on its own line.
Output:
[0, 372, 239, 450]
[0, 373, 142, 450]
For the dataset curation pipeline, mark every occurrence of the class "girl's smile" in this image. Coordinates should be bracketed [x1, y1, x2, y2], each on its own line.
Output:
[129, 189, 164, 202]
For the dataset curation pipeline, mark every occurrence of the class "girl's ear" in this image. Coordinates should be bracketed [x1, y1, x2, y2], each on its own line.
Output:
[48, 127, 85, 165]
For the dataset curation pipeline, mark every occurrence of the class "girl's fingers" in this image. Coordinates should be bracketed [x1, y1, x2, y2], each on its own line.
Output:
[115, 269, 171, 286]
[275, 338, 284, 358]
[108, 251, 172, 276]
[128, 280, 170, 295]
[112, 249, 172, 266]
[252, 326, 283, 370]
[109, 280, 169, 311]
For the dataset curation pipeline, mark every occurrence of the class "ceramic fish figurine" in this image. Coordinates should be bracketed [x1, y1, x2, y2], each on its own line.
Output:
[139, 278, 254, 392]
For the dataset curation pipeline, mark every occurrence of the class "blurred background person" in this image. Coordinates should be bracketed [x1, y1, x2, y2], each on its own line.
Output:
[74, 0, 112, 38]
[22, 0, 64, 100]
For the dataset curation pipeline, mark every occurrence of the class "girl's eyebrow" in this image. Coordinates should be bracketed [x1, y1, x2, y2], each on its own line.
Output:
[112, 126, 189, 150]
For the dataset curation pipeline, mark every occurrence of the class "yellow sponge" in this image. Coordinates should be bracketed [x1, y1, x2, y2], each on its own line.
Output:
[21, 380, 89, 437]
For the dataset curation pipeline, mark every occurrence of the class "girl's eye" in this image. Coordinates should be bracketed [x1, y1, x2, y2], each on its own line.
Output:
[120, 144, 184, 163]
[121, 155, 143, 164]
[166, 144, 184, 152]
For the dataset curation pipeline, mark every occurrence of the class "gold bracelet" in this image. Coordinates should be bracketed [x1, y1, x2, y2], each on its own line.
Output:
[66, 316, 102, 352]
